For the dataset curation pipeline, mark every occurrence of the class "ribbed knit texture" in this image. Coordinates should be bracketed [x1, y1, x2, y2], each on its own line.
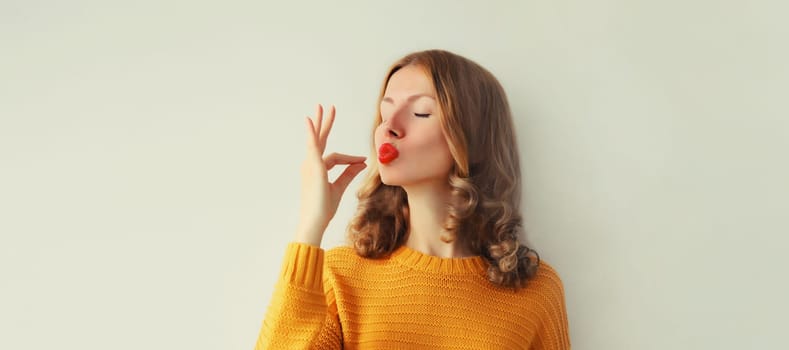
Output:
[256, 242, 570, 349]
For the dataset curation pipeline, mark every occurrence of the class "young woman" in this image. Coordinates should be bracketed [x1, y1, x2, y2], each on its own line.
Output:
[255, 49, 570, 349]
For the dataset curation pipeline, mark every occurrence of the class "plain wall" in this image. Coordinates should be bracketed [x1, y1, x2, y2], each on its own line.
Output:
[1, 0, 787, 349]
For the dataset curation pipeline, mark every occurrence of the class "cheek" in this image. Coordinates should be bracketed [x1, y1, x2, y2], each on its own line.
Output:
[430, 130, 454, 166]
[415, 131, 453, 163]
[424, 128, 449, 150]
[436, 140, 454, 166]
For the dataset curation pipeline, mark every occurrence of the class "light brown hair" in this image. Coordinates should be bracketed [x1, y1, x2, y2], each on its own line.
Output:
[348, 49, 540, 288]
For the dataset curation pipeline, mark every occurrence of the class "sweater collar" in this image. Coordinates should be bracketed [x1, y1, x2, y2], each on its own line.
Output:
[389, 244, 488, 275]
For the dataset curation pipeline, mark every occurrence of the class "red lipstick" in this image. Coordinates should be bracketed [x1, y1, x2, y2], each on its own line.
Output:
[378, 143, 399, 164]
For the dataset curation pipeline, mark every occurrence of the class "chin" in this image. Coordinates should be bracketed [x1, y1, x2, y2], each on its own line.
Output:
[378, 169, 407, 187]
[378, 173, 400, 186]
[379, 173, 429, 188]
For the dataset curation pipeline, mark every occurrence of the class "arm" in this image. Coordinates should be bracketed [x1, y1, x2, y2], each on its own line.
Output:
[530, 264, 571, 350]
[255, 105, 364, 349]
[254, 243, 342, 350]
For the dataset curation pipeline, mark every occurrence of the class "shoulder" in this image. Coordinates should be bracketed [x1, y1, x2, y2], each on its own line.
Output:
[323, 244, 373, 275]
[323, 244, 397, 280]
[522, 260, 569, 318]
[522, 260, 571, 346]
[325, 244, 359, 266]
[321, 244, 393, 292]
[531, 260, 565, 292]
[526, 260, 566, 298]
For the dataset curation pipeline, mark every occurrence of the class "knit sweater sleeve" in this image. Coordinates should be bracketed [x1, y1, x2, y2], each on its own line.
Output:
[254, 242, 343, 350]
[530, 263, 572, 350]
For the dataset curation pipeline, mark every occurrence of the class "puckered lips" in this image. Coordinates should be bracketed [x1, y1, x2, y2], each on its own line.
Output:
[378, 143, 399, 164]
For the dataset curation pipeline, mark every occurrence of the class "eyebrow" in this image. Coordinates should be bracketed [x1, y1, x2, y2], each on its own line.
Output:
[382, 94, 436, 103]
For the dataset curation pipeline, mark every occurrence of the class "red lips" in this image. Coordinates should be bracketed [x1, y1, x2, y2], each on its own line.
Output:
[378, 143, 399, 164]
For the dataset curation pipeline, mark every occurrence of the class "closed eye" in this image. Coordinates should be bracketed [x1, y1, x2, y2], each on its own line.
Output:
[414, 113, 431, 118]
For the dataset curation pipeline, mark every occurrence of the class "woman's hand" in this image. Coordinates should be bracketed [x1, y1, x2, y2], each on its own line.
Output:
[295, 104, 367, 246]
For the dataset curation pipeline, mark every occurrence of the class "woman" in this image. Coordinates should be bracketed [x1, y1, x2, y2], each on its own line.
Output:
[256, 49, 570, 349]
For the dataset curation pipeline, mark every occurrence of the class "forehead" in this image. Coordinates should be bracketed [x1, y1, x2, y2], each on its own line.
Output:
[385, 65, 435, 95]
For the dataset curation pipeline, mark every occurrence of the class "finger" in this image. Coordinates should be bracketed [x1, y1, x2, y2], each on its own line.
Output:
[314, 104, 323, 149]
[332, 162, 368, 194]
[323, 152, 367, 171]
[319, 105, 336, 151]
[304, 117, 320, 156]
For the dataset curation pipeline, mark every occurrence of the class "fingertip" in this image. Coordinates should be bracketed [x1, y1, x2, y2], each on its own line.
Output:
[327, 105, 336, 122]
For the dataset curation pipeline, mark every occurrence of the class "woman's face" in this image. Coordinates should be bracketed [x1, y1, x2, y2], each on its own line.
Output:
[375, 64, 454, 188]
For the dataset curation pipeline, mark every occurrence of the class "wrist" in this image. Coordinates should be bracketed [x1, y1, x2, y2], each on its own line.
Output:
[294, 223, 324, 247]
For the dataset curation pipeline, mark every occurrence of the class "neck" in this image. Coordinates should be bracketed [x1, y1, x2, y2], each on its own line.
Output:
[402, 182, 473, 258]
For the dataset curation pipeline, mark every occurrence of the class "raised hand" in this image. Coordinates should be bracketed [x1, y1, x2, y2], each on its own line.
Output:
[295, 104, 368, 246]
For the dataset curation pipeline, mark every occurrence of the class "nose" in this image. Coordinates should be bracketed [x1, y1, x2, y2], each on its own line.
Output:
[382, 110, 406, 139]
[387, 125, 402, 138]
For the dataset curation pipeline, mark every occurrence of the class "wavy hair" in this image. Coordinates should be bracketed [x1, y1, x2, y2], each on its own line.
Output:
[348, 49, 540, 288]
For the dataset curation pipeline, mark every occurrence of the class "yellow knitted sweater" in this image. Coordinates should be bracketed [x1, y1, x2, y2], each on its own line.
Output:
[255, 242, 570, 349]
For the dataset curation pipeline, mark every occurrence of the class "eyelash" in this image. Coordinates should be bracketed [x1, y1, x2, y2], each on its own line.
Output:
[414, 113, 431, 118]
